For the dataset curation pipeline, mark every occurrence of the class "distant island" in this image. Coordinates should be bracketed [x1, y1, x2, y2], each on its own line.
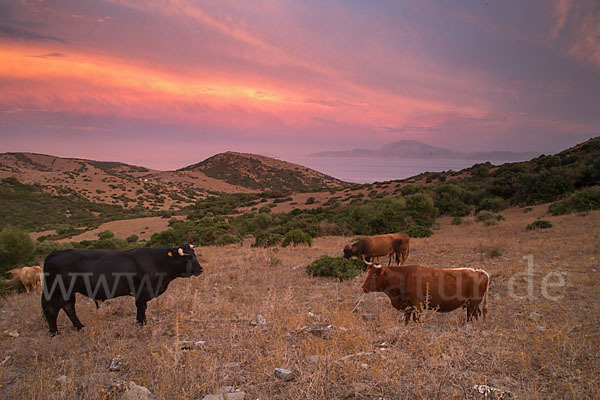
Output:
[309, 139, 539, 161]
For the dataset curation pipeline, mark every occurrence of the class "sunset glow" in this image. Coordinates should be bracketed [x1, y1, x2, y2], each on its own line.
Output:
[1, 0, 599, 169]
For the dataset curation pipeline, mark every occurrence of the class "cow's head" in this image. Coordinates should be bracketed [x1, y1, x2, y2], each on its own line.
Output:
[168, 243, 203, 277]
[361, 261, 385, 293]
[343, 244, 355, 259]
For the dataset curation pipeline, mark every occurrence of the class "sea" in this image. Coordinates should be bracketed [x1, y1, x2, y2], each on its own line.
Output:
[288, 156, 530, 184]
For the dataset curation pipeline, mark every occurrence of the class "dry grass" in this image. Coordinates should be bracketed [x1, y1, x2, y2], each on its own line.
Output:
[1, 206, 599, 399]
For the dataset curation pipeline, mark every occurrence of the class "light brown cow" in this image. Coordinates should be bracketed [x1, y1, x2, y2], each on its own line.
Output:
[361, 262, 489, 324]
[8, 266, 43, 293]
[343, 233, 410, 265]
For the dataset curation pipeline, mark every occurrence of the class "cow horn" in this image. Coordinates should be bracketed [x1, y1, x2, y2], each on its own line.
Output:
[178, 248, 184, 256]
[189, 244, 194, 249]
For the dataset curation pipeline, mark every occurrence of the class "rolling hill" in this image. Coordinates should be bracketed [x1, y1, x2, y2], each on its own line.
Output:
[0, 151, 345, 211]
[179, 151, 346, 192]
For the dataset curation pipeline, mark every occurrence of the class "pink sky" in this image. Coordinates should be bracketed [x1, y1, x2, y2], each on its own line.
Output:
[0, 0, 599, 170]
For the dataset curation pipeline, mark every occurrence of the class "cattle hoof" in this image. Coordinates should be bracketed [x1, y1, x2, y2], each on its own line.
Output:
[75, 325, 85, 331]
[49, 331, 58, 337]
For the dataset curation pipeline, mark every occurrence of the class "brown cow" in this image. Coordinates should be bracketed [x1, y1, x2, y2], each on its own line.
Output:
[361, 262, 489, 324]
[8, 266, 43, 293]
[343, 233, 410, 265]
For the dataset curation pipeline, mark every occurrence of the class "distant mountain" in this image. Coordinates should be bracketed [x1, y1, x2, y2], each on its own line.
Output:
[179, 151, 346, 192]
[309, 139, 539, 161]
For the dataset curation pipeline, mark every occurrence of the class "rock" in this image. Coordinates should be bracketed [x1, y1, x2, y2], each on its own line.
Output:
[537, 326, 546, 332]
[307, 355, 327, 365]
[224, 362, 241, 369]
[360, 363, 369, 369]
[296, 323, 335, 338]
[121, 381, 154, 400]
[338, 352, 375, 363]
[528, 311, 542, 322]
[250, 314, 267, 326]
[202, 395, 224, 400]
[1, 355, 11, 365]
[224, 392, 245, 400]
[5, 330, 19, 338]
[221, 386, 236, 393]
[56, 375, 67, 385]
[194, 340, 207, 347]
[108, 357, 124, 372]
[361, 313, 376, 321]
[472, 384, 513, 399]
[274, 367, 295, 381]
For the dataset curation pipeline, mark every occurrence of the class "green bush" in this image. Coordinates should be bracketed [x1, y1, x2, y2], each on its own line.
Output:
[253, 232, 284, 248]
[151, 229, 187, 246]
[0, 226, 35, 275]
[527, 220, 553, 230]
[406, 225, 433, 238]
[281, 229, 312, 247]
[305, 197, 315, 205]
[548, 188, 600, 215]
[476, 211, 498, 225]
[126, 234, 139, 243]
[451, 217, 463, 225]
[98, 230, 115, 240]
[477, 197, 507, 213]
[306, 255, 365, 281]
[215, 233, 240, 246]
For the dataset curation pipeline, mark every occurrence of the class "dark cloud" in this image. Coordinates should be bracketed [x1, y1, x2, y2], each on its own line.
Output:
[0, 25, 66, 43]
[32, 52, 66, 58]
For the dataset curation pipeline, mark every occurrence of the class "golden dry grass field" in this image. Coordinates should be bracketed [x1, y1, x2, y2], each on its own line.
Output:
[1, 205, 599, 399]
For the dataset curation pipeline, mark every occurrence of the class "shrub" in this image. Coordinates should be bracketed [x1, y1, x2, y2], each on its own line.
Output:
[306, 255, 365, 281]
[406, 225, 433, 238]
[98, 230, 115, 240]
[451, 217, 463, 225]
[548, 188, 600, 215]
[281, 229, 312, 247]
[305, 197, 315, 205]
[476, 211, 497, 225]
[151, 229, 187, 246]
[126, 234, 139, 243]
[215, 234, 240, 246]
[477, 197, 507, 213]
[527, 220, 553, 230]
[253, 232, 283, 248]
[0, 226, 35, 275]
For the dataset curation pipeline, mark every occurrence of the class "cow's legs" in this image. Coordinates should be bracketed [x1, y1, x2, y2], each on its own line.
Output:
[135, 298, 147, 325]
[62, 295, 84, 330]
[42, 296, 61, 335]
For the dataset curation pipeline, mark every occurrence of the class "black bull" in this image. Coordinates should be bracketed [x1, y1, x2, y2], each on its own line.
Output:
[41, 243, 203, 335]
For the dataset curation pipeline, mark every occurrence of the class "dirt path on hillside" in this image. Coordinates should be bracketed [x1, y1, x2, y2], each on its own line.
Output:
[60, 216, 184, 242]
